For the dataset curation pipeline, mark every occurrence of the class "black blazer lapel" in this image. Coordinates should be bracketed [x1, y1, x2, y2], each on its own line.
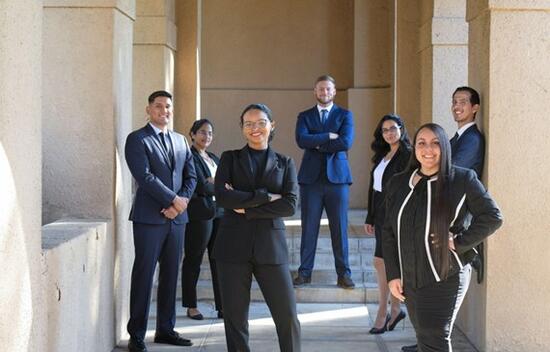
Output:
[262, 147, 278, 181]
[239, 146, 256, 187]
[191, 146, 210, 177]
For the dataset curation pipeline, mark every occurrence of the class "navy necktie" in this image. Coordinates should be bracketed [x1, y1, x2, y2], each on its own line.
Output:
[450, 132, 459, 147]
[321, 109, 328, 125]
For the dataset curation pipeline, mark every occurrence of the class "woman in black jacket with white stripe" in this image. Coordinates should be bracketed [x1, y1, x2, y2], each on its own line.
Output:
[382, 123, 503, 351]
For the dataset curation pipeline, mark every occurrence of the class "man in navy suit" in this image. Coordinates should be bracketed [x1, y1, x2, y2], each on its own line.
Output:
[450, 86, 485, 178]
[293, 75, 355, 289]
[125, 91, 197, 352]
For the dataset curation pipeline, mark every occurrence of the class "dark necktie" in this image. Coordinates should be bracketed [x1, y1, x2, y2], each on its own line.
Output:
[159, 132, 168, 152]
[450, 132, 459, 147]
[321, 109, 328, 125]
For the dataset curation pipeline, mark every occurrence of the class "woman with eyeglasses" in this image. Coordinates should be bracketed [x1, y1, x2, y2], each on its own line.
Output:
[181, 119, 223, 320]
[212, 103, 301, 352]
[383, 123, 502, 351]
[364, 114, 411, 334]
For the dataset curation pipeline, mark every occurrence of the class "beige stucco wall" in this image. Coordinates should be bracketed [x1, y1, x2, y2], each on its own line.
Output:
[42, 220, 114, 352]
[133, 0, 176, 131]
[0, 2, 45, 351]
[174, 0, 201, 132]
[419, 0, 468, 134]
[42, 1, 135, 344]
[467, 1, 550, 350]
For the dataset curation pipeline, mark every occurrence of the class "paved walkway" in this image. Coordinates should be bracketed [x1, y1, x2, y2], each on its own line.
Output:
[114, 300, 477, 351]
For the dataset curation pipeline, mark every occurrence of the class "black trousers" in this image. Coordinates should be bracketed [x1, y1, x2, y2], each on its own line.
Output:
[217, 261, 301, 352]
[127, 222, 184, 339]
[404, 265, 472, 352]
[181, 217, 222, 311]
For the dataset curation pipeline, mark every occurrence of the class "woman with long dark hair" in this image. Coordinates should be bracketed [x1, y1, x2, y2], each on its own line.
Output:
[181, 119, 223, 320]
[382, 123, 503, 351]
[364, 114, 411, 334]
[213, 104, 301, 352]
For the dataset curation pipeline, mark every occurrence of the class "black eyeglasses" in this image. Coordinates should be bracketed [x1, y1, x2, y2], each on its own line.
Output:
[381, 126, 399, 134]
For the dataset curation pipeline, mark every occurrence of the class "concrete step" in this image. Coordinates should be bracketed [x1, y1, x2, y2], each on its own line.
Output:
[195, 266, 378, 284]
[195, 280, 379, 304]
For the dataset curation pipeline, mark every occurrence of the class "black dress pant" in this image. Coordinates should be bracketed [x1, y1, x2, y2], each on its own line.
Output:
[217, 261, 301, 352]
[181, 217, 222, 311]
[404, 265, 472, 352]
[127, 222, 184, 339]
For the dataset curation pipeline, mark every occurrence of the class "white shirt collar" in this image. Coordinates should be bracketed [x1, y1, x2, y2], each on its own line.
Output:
[149, 122, 168, 135]
[456, 122, 476, 137]
[317, 103, 334, 115]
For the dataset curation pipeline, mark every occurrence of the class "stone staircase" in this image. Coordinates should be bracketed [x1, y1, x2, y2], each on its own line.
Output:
[155, 209, 380, 303]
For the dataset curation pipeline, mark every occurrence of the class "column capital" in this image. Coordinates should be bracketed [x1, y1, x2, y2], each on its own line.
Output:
[44, 0, 136, 20]
[134, 16, 177, 50]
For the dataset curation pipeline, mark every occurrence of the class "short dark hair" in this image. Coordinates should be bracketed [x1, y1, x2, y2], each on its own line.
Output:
[239, 103, 273, 125]
[240, 103, 274, 142]
[371, 114, 411, 163]
[148, 90, 172, 104]
[189, 118, 213, 137]
[315, 74, 336, 85]
[453, 86, 480, 106]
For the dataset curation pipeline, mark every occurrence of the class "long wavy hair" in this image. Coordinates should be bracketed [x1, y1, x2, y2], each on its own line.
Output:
[408, 123, 454, 279]
[371, 114, 411, 163]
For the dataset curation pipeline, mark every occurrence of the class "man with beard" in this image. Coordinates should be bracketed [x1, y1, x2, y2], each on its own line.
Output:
[293, 75, 355, 289]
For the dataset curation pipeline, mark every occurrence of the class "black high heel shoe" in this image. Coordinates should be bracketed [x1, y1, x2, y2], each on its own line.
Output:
[387, 310, 406, 331]
[369, 314, 390, 334]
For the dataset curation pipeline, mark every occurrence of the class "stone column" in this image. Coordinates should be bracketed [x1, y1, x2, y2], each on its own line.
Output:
[419, 0, 468, 133]
[134, 0, 177, 131]
[0, 2, 45, 351]
[174, 0, 201, 134]
[395, 0, 421, 130]
[348, 0, 394, 207]
[465, 1, 550, 350]
[42, 0, 135, 343]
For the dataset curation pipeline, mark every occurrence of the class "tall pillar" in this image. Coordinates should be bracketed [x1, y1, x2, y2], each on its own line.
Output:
[42, 0, 135, 343]
[133, 0, 177, 131]
[419, 0, 468, 133]
[348, 0, 394, 207]
[174, 0, 201, 134]
[0, 2, 45, 351]
[395, 0, 421, 130]
[466, 0, 550, 350]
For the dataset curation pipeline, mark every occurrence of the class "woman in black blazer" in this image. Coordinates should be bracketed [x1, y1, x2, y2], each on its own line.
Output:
[181, 119, 223, 320]
[383, 123, 503, 351]
[364, 114, 411, 334]
[213, 104, 301, 352]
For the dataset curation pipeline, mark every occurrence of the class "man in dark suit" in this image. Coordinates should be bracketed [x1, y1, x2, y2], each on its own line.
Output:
[125, 90, 197, 352]
[450, 86, 485, 178]
[293, 75, 355, 289]
[401, 86, 485, 352]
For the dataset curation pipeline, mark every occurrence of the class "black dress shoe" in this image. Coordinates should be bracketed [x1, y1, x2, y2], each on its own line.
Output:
[154, 331, 193, 346]
[401, 344, 418, 352]
[128, 336, 147, 352]
[293, 275, 311, 286]
[368, 314, 390, 334]
[186, 309, 204, 320]
[337, 276, 355, 289]
[217, 310, 224, 319]
[388, 310, 407, 331]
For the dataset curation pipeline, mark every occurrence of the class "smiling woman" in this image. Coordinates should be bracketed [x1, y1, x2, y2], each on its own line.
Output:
[212, 103, 301, 352]
[382, 123, 503, 352]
